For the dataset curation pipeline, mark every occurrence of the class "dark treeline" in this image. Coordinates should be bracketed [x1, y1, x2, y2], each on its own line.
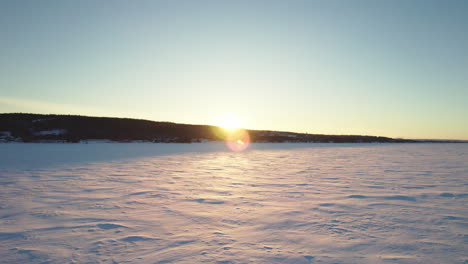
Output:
[0, 113, 222, 142]
[0, 113, 416, 143]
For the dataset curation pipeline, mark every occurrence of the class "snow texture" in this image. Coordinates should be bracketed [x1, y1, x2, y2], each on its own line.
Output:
[0, 143, 467, 264]
[33, 129, 66, 136]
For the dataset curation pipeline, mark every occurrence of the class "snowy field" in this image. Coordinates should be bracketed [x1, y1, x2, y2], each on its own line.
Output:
[0, 143, 467, 264]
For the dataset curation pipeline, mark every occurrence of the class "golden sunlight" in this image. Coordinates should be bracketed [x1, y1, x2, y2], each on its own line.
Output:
[218, 115, 242, 130]
[214, 114, 251, 152]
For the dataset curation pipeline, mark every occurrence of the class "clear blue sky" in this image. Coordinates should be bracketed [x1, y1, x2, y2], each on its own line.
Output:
[1, 0, 467, 139]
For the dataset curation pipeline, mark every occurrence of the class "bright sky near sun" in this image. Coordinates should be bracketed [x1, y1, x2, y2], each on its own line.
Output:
[1, 0, 467, 139]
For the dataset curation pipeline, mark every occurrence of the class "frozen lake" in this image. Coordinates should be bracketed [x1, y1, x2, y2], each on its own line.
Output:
[0, 143, 467, 264]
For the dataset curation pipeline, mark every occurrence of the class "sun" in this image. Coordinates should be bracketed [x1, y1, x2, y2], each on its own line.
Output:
[218, 115, 242, 130]
[214, 114, 251, 152]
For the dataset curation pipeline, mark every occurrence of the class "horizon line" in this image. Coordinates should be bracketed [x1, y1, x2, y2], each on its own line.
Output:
[1, 112, 467, 142]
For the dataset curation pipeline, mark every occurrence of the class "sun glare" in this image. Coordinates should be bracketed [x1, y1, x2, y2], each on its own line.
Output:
[218, 115, 242, 130]
[214, 115, 251, 152]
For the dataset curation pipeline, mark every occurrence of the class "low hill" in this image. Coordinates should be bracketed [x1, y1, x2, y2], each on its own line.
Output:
[0, 113, 414, 143]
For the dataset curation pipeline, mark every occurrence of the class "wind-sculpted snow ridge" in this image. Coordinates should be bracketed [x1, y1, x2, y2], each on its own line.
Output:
[0, 143, 467, 264]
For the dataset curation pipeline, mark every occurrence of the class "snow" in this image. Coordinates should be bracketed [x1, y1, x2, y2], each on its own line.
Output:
[33, 129, 66, 136]
[0, 131, 11, 137]
[0, 143, 467, 264]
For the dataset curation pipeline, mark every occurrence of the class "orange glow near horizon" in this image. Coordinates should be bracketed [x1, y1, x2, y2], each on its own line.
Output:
[225, 129, 251, 152]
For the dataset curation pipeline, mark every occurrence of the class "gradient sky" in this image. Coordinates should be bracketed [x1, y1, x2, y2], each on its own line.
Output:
[1, 0, 467, 139]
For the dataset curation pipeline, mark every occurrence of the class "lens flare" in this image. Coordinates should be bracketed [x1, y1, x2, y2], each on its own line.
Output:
[225, 129, 250, 152]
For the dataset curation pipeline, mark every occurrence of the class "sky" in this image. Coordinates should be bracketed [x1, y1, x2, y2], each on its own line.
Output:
[1, 0, 467, 140]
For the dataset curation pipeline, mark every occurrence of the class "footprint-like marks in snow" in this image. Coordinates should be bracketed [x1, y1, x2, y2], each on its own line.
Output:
[97, 223, 128, 230]
[191, 198, 225, 204]
[319, 203, 336, 207]
[0, 232, 27, 240]
[347, 195, 368, 199]
[440, 192, 455, 198]
[382, 195, 417, 201]
[11, 248, 49, 262]
[120, 236, 160, 242]
[443, 215, 465, 221]
[346, 194, 417, 201]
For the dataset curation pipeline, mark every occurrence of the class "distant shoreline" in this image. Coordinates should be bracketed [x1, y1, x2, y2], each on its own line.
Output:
[1, 113, 466, 144]
[2, 140, 467, 144]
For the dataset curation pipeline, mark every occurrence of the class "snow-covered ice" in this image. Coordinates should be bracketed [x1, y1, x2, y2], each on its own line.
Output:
[33, 129, 66, 136]
[0, 143, 467, 264]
